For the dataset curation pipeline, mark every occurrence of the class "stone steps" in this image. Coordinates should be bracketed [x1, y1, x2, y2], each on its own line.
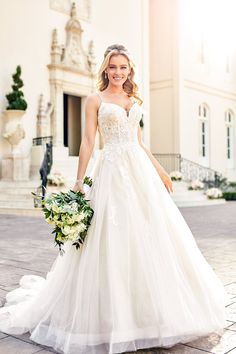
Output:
[171, 181, 226, 207]
[0, 206, 43, 217]
[0, 178, 226, 216]
[0, 180, 42, 216]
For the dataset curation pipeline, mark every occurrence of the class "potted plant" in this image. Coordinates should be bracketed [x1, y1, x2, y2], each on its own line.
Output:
[3, 65, 28, 152]
[6, 65, 27, 110]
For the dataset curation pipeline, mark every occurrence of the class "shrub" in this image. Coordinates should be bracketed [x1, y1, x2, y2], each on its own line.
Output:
[6, 65, 27, 110]
[223, 192, 236, 200]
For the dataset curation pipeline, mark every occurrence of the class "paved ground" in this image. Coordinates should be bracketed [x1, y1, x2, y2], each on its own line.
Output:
[0, 202, 235, 354]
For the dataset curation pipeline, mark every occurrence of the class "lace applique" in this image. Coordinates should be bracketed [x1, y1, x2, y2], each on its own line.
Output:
[107, 205, 119, 226]
[97, 101, 143, 162]
[98, 102, 142, 146]
[100, 142, 139, 162]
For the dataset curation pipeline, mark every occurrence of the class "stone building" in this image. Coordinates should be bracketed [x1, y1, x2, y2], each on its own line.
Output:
[0, 0, 235, 189]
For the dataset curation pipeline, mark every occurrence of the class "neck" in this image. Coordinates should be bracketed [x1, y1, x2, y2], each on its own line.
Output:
[106, 84, 125, 95]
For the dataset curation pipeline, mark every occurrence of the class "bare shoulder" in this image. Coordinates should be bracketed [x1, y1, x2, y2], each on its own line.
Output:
[85, 93, 101, 111]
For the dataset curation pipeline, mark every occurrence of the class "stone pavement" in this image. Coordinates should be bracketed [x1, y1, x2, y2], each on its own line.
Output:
[0, 202, 235, 354]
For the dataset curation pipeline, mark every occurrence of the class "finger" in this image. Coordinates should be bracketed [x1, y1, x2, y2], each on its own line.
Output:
[80, 188, 85, 195]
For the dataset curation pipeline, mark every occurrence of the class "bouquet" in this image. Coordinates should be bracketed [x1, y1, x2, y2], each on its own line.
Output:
[32, 176, 94, 254]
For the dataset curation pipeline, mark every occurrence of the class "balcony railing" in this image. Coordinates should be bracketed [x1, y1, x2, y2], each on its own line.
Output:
[154, 153, 223, 184]
[32, 136, 53, 146]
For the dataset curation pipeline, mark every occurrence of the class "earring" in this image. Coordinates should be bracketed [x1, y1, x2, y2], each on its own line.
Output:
[128, 74, 131, 80]
[104, 72, 108, 79]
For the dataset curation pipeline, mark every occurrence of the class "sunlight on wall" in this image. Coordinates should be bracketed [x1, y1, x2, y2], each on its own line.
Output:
[180, 0, 236, 58]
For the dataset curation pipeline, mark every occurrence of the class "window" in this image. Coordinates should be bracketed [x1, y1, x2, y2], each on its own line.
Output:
[198, 103, 210, 166]
[225, 110, 234, 168]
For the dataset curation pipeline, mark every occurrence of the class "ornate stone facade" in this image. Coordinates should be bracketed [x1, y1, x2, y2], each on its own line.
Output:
[50, 0, 91, 22]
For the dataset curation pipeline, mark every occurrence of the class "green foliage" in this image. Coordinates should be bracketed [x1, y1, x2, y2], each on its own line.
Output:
[222, 192, 236, 200]
[139, 113, 144, 128]
[31, 176, 94, 255]
[6, 65, 27, 110]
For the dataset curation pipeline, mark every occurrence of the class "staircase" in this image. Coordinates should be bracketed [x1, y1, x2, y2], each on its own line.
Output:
[170, 181, 226, 207]
[0, 180, 43, 216]
[0, 152, 227, 216]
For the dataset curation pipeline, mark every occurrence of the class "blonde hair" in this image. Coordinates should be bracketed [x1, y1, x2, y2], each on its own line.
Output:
[96, 44, 143, 105]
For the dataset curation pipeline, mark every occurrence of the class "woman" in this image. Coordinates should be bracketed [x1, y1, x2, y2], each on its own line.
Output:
[0, 44, 227, 354]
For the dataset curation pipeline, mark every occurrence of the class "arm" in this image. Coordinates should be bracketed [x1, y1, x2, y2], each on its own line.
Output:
[72, 95, 98, 193]
[137, 126, 173, 193]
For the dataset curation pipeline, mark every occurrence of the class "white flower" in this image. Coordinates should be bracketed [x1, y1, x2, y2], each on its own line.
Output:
[45, 202, 52, 210]
[77, 223, 86, 233]
[68, 232, 79, 242]
[45, 217, 54, 225]
[74, 213, 83, 222]
[47, 172, 66, 186]
[170, 170, 183, 180]
[52, 203, 60, 213]
[70, 202, 78, 212]
[66, 216, 75, 225]
[205, 187, 223, 199]
[55, 220, 64, 228]
[57, 205, 65, 213]
[62, 225, 71, 235]
[189, 179, 204, 190]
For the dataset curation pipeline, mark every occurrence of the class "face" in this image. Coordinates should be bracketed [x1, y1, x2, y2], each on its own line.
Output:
[105, 54, 130, 87]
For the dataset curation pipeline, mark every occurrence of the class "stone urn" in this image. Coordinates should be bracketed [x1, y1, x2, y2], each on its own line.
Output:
[2, 109, 26, 153]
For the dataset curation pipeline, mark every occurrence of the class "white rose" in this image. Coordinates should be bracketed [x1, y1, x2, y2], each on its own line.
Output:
[67, 216, 74, 225]
[62, 225, 71, 235]
[75, 214, 83, 222]
[52, 203, 60, 213]
[45, 202, 52, 210]
[68, 232, 78, 242]
[77, 223, 86, 233]
[69, 201, 77, 210]
[45, 217, 54, 225]
[55, 221, 63, 227]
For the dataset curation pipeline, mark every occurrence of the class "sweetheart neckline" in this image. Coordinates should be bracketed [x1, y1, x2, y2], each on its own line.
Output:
[98, 101, 137, 117]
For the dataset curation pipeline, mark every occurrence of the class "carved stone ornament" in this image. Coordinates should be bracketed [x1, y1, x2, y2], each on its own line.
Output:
[50, 3, 96, 75]
[37, 94, 54, 138]
[62, 3, 89, 71]
[2, 110, 26, 153]
[50, 0, 91, 21]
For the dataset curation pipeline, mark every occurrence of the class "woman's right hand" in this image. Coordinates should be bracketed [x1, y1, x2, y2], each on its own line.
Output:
[71, 180, 85, 194]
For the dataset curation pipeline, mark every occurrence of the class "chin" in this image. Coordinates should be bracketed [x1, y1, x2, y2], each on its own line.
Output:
[111, 80, 124, 86]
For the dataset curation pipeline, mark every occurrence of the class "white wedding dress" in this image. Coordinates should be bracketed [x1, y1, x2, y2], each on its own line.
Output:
[0, 93, 227, 354]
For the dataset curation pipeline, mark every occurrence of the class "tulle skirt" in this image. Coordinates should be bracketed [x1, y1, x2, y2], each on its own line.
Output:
[0, 142, 227, 354]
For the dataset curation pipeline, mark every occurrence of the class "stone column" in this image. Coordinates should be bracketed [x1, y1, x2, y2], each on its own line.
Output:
[50, 81, 64, 147]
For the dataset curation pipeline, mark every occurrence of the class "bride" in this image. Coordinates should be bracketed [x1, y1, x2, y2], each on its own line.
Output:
[0, 44, 227, 354]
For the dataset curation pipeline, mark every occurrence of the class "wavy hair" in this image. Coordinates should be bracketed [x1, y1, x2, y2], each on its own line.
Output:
[96, 44, 143, 105]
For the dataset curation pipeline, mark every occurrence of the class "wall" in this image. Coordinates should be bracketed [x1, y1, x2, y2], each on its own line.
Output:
[0, 0, 150, 178]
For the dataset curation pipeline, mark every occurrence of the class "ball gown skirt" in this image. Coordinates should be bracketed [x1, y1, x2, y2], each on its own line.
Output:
[0, 98, 227, 354]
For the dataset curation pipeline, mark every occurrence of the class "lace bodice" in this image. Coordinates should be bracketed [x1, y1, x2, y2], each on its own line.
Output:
[98, 101, 142, 146]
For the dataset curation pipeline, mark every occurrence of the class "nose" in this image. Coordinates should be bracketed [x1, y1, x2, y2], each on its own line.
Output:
[114, 68, 122, 75]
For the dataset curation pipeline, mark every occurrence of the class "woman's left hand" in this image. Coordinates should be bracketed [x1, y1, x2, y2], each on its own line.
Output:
[160, 172, 173, 193]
